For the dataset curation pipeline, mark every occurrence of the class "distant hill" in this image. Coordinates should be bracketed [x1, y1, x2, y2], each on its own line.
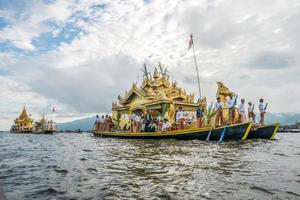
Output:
[57, 113, 300, 131]
[57, 116, 95, 131]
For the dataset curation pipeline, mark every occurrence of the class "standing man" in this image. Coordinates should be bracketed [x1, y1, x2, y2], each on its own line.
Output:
[248, 102, 255, 123]
[135, 113, 142, 132]
[144, 110, 152, 131]
[94, 115, 100, 131]
[100, 115, 105, 131]
[259, 98, 266, 126]
[176, 107, 186, 130]
[195, 106, 204, 128]
[238, 99, 247, 123]
[214, 97, 224, 127]
[227, 94, 237, 124]
[130, 112, 137, 132]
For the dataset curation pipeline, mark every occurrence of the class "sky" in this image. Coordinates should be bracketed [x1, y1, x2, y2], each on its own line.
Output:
[0, 0, 299, 129]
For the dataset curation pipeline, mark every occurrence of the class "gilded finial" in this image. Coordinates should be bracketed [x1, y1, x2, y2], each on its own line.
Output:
[153, 67, 159, 79]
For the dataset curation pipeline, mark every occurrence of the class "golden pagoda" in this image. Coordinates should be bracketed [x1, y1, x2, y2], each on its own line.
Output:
[112, 64, 202, 128]
[11, 106, 34, 133]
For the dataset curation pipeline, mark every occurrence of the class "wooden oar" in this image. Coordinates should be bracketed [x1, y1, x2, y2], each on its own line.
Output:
[219, 95, 238, 142]
[264, 103, 268, 112]
[206, 126, 213, 141]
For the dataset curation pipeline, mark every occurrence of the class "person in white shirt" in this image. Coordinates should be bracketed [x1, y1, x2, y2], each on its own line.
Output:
[148, 120, 157, 132]
[130, 112, 137, 132]
[258, 98, 266, 126]
[248, 102, 255, 123]
[238, 99, 246, 123]
[161, 119, 171, 131]
[99, 115, 105, 131]
[135, 113, 142, 132]
[95, 115, 101, 131]
[227, 94, 237, 124]
[176, 107, 186, 130]
[214, 97, 224, 127]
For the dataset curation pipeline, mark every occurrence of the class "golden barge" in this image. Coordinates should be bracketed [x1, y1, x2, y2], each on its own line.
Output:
[92, 64, 276, 141]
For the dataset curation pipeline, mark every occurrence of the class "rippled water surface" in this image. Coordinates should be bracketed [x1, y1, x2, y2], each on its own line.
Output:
[0, 132, 300, 200]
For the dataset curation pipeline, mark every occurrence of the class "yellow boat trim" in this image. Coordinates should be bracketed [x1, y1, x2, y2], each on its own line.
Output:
[93, 122, 251, 137]
[270, 123, 280, 140]
[241, 122, 252, 140]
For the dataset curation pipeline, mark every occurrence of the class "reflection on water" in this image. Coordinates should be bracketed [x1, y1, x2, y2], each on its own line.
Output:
[0, 132, 300, 200]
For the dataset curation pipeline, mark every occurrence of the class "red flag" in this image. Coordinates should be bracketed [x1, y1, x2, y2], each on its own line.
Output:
[188, 34, 193, 50]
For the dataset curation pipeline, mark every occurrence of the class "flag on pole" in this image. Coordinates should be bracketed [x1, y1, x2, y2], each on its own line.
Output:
[188, 34, 193, 50]
[52, 106, 55, 112]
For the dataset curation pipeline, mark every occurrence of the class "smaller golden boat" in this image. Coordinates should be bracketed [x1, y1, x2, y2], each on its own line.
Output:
[34, 114, 56, 134]
[10, 107, 34, 133]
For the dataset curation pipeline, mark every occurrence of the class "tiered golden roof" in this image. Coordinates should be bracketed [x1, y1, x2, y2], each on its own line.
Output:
[14, 106, 34, 130]
[112, 64, 200, 124]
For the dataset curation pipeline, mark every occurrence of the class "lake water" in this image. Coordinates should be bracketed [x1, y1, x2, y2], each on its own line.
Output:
[0, 132, 300, 200]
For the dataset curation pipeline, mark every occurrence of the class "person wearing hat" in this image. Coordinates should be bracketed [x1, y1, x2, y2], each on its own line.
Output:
[214, 97, 224, 127]
[176, 106, 186, 130]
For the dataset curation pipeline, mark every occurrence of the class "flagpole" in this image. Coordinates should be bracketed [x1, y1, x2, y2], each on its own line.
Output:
[190, 34, 202, 100]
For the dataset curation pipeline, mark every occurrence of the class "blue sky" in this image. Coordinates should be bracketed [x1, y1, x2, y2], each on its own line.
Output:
[0, 0, 299, 129]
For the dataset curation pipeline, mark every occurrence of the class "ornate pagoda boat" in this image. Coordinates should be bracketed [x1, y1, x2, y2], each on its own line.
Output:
[34, 114, 56, 134]
[93, 65, 252, 141]
[10, 107, 34, 133]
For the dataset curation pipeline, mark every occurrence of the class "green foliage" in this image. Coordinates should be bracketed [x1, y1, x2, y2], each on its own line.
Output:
[205, 103, 217, 123]
[157, 103, 169, 118]
[140, 63, 150, 80]
[112, 112, 121, 130]
[35, 121, 43, 129]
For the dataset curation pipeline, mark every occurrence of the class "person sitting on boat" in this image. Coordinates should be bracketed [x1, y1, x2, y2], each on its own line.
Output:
[176, 107, 186, 130]
[195, 106, 204, 128]
[94, 115, 101, 131]
[238, 99, 247, 123]
[214, 97, 224, 127]
[162, 118, 171, 131]
[148, 120, 157, 132]
[130, 112, 137, 132]
[259, 98, 266, 127]
[144, 110, 152, 131]
[227, 94, 237, 124]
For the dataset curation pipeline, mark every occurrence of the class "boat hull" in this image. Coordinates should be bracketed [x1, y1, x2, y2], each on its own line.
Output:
[10, 130, 33, 133]
[93, 122, 252, 141]
[34, 130, 56, 134]
[247, 123, 279, 140]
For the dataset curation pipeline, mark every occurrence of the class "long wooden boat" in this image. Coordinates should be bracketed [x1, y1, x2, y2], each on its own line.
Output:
[93, 122, 252, 141]
[247, 123, 280, 140]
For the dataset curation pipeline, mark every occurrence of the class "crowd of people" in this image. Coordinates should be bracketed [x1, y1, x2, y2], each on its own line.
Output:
[213, 95, 267, 127]
[94, 97, 267, 132]
[94, 114, 114, 132]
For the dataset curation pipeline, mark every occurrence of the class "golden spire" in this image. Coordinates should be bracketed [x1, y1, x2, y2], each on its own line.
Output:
[19, 106, 29, 120]
[153, 67, 159, 79]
